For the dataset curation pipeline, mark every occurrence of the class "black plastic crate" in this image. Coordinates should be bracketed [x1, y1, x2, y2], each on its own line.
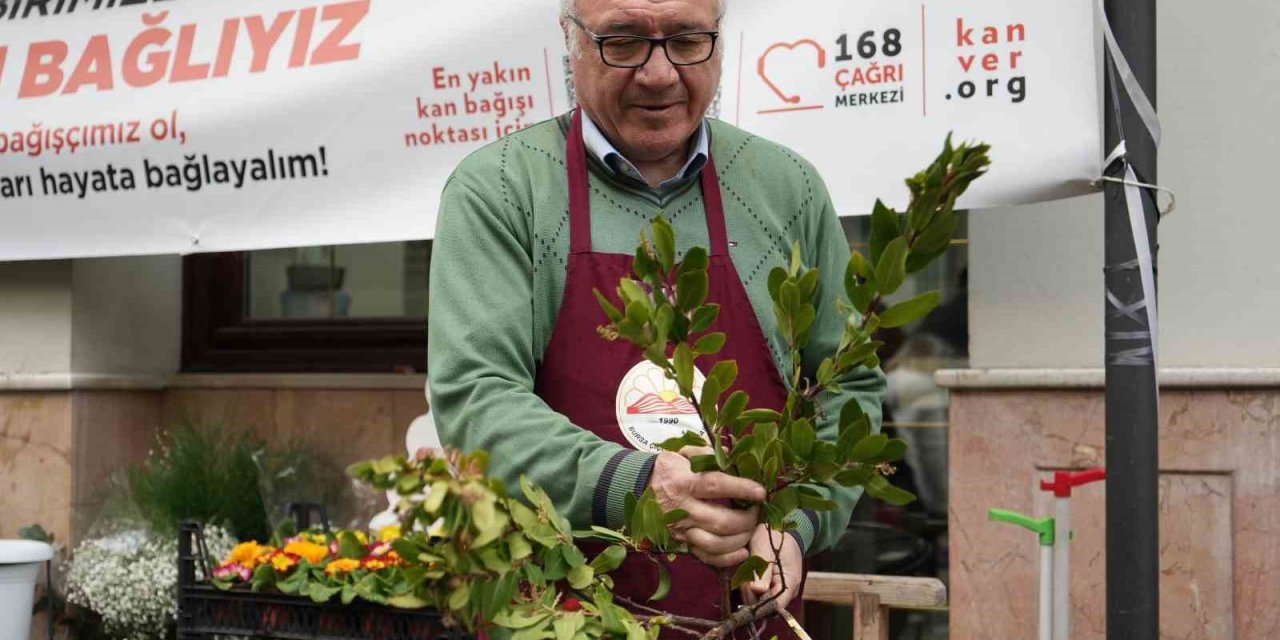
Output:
[177, 519, 464, 640]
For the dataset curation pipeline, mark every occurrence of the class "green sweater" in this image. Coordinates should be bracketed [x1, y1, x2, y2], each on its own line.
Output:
[427, 113, 886, 555]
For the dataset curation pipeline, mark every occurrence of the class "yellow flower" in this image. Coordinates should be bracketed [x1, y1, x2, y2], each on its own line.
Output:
[363, 557, 389, 571]
[270, 552, 298, 572]
[354, 530, 369, 545]
[378, 525, 401, 542]
[284, 540, 330, 565]
[225, 542, 264, 569]
[324, 558, 361, 575]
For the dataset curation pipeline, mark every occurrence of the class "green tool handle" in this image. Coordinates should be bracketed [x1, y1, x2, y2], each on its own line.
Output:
[988, 508, 1055, 546]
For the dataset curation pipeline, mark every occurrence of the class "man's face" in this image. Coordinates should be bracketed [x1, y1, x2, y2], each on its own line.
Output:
[566, 0, 721, 164]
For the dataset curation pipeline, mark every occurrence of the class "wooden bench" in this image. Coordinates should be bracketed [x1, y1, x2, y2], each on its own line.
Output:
[802, 572, 948, 640]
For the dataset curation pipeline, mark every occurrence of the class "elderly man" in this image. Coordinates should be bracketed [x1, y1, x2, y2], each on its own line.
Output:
[428, 0, 886, 631]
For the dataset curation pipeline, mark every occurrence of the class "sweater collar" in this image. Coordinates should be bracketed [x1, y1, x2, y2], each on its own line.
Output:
[580, 113, 709, 193]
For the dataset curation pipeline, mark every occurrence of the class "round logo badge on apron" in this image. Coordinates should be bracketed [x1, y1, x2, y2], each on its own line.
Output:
[614, 359, 708, 452]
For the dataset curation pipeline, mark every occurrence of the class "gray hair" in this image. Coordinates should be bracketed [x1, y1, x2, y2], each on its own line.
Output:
[561, 0, 728, 57]
[563, 0, 732, 19]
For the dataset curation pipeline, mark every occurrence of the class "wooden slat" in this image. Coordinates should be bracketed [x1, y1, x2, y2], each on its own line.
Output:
[802, 572, 947, 610]
[852, 593, 889, 640]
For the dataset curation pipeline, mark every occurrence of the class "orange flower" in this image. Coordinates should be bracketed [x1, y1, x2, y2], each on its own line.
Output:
[284, 540, 330, 565]
[362, 557, 389, 571]
[225, 542, 265, 569]
[324, 558, 361, 575]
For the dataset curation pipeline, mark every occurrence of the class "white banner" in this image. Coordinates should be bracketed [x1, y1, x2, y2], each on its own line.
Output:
[0, 0, 1099, 260]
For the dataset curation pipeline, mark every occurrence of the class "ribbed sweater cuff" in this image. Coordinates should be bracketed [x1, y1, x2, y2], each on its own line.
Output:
[784, 508, 819, 555]
[592, 450, 658, 528]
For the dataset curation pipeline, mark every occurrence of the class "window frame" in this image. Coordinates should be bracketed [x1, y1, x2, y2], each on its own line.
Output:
[181, 252, 427, 373]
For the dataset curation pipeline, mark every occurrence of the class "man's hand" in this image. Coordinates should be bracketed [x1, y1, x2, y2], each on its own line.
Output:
[648, 450, 765, 567]
[741, 525, 803, 611]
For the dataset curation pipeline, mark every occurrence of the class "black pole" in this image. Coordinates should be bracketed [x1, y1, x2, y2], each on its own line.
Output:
[1103, 0, 1159, 638]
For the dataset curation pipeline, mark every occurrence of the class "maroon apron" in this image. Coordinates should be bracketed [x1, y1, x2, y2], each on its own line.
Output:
[534, 109, 803, 638]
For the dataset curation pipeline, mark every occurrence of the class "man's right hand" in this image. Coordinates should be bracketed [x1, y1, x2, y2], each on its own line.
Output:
[647, 450, 766, 567]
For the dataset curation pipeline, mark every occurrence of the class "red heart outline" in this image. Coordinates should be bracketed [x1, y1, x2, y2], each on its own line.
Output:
[757, 39, 828, 105]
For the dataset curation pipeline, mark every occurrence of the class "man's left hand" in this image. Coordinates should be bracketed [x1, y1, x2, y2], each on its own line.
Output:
[740, 524, 803, 611]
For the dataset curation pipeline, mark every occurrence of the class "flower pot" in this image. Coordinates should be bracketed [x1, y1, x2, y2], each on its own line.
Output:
[0, 540, 53, 640]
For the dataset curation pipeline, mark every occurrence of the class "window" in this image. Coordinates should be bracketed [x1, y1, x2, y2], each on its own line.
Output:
[182, 241, 430, 372]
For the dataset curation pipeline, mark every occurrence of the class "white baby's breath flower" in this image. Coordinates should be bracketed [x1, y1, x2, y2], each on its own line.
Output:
[66, 525, 236, 640]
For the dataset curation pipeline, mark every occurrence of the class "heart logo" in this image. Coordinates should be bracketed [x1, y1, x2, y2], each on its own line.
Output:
[756, 39, 828, 110]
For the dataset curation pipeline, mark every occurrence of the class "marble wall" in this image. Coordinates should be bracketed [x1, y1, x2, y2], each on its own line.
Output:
[0, 393, 73, 542]
[949, 388, 1280, 639]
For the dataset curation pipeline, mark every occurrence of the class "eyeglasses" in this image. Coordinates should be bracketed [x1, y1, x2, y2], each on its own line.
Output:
[568, 16, 719, 68]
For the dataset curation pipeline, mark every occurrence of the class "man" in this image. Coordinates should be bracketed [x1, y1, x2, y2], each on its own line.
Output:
[428, 0, 886, 630]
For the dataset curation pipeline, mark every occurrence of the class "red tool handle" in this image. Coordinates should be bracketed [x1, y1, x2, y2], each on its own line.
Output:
[1040, 467, 1106, 497]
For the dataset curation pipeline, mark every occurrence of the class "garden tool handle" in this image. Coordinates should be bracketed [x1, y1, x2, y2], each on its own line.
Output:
[1039, 467, 1107, 497]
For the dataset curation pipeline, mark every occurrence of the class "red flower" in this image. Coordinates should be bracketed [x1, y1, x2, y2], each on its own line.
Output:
[562, 598, 582, 612]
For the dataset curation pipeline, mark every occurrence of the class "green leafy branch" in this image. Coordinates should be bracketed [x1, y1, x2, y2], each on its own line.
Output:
[592, 135, 990, 635]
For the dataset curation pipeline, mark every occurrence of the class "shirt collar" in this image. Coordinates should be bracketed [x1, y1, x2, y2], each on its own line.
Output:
[580, 113, 709, 191]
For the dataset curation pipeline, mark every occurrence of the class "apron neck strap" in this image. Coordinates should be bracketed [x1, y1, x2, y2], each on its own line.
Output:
[566, 108, 730, 257]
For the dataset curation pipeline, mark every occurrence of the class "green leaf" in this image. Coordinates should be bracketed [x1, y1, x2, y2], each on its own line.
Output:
[694, 332, 726, 356]
[497, 609, 552, 630]
[839, 400, 867, 431]
[700, 377, 722, 425]
[676, 270, 708, 312]
[793, 305, 817, 337]
[679, 246, 709, 275]
[308, 582, 342, 603]
[448, 581, 472, 610]
[797, 491, 839, 511]
[849, 283, 875, 316]
[555, 611, 586, 640]
[653, 217, 676, 273]
[867, 475, 917, 506]
[337, 531, 365, 559]
[590, 545, 628, 574]
[387, 594, 431, 609]
[874, 237, 909, 296]
[674, 344, 694, 396]
[690, 304, 720, 333]
[633, 241, 657, 281]
[834, 466, 874, 487]
[867, 438, 908, 464]
[780, 281, 801, 317]
[657, 431, 708, 452]
[869, 200, 900, 265]
[593, 289, 623, 323]
[767, 267, 788, 300]
[619, 279, 646, 307]
[341, 583, 357, 605]
[507, 532, 533, 560]
[424, 480, 449, 513]
[568, 564, 595, 589]
[772, 486, 799, 516]
[790, 418, 816, 458]
[663, 509, 689, 525]
[625, 300, 650, 328]
[789, 240, 803, 276]
[563, 544, 587, 568]
[689, 454, 720, 473]
[798, 269, 820, 301]
[650, 563, 672, 601]
[717, 391, 749, 427]
[879, 290, 942, 328]
[731, 555, 769, 588]
[851, 433, 889, 461]
[838, 342, 881, 371]
[741, 408, 782, 423]
[480, 547, 513, 573]
[914, 210, 958, 255]
[708, 360, 738, 391]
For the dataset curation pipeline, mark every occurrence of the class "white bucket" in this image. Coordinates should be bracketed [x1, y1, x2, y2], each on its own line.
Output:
[0, 540, 54, 640]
